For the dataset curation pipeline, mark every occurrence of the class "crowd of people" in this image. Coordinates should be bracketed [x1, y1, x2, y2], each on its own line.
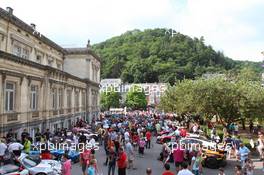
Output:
[0, 111, 264, 175]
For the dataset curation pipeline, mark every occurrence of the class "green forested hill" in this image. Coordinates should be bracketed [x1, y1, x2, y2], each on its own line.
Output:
[93, 28, 262, 84]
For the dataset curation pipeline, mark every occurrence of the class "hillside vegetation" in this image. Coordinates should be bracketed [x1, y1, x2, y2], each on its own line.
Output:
[93, 28, 262, 84]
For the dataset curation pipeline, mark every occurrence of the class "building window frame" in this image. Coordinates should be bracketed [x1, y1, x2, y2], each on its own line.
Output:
[58, 88, 63, 109]
[57, 62, 62, 70]
[82, 91, 86, 107]
[30, 85, 38, 111]
[36, 55, 42, 64]
[52, 88, 57, 109]
[67, 89, 72, 108]
[13, 44, 21, 57]
[75, 90, 79, 108]
[48, 58, 53, 67]
[21, 48, 29, 59]
[5, 82, 16, 112]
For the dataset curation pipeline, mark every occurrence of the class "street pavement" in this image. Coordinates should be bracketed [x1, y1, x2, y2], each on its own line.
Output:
[71, 142, 264, 175]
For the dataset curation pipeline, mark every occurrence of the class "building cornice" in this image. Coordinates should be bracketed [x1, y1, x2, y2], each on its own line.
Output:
[64, 48, 101, 63]
[0, 50, 99, 86]
[83, 78, 100, 87]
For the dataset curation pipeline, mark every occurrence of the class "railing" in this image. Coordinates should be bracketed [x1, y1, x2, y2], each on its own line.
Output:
[6, 112, 18, 122]
[32, 111, 39, 118]
[74, 107, 79, 113]
[53, 110, 58, 115]
[59, 109, 64, 114]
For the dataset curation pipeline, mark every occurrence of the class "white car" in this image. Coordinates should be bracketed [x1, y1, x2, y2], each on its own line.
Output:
[18, 153, 61, 175]
[0, 164, 29, 175]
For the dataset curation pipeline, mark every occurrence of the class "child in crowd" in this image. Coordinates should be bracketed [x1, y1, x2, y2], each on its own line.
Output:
[87, 159, 96, 175]
[139, 137, 146, 157]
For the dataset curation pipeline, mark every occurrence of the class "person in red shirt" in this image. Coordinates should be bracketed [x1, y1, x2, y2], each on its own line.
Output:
[40, 150, 52, 159]
[180, 128, 187, 137]
[40, 145, 52, 159]
[172, 144, 184, 173]
[117, 147, 127, 175]
[80, 146, 91, 175]
[146, 130, 152, 149]
[162, 163, 175, 175]
[132, 134, 139, 149]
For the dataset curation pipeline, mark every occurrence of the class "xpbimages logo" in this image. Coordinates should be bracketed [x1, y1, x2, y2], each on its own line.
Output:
[100, 83, 167, 96]
[32, 141, 100, 153]
[169, 142, 218, 152]
[164, 28, 177, 38]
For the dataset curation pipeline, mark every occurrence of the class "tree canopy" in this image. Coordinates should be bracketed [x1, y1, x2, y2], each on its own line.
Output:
[100, 87, 121, 111]
[125, 85, 147, 110]
[159, 78, 264, 125]
[93, 28, 262, 85]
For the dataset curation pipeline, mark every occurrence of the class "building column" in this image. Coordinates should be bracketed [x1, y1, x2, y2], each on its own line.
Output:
[0, 74, 3, 137]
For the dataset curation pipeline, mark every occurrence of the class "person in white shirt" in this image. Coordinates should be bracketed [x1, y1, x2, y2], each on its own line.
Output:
[192, 124, 198, 134]
[137, 127, 141, 136]
[89, 137, 96, 148]
[257, 133, 264, 160]
[124, 130, 130, 142]
[8, 140, 24, 156]
[0, 139, 7, 165]
[117, 122, 122, 129]
[125, 140, 135, 169]
[177, 162, 194, 175]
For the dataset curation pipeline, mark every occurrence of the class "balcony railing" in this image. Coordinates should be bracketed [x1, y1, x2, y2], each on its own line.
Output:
[7, 112, 18, 122]
[74, 107, 79, 113]
[59, 109, 64, 114]
[32, 111, 39, 118]
[53, 110, 58, 115]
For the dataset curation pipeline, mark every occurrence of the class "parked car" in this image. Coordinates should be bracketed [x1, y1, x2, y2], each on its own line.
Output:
[18, 153, 61, 175]
[156, 132, 176, 144]
[0, 164, 29, 175]
[51, 149, 80, 163]
[157, 130, 170, 137]
[166, 138, 226, 169]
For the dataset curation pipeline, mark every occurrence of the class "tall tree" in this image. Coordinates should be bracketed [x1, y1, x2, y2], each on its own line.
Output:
[125, 85, 147, 110]
[159, 78, 264, 125]
[100, 87, 121, 111]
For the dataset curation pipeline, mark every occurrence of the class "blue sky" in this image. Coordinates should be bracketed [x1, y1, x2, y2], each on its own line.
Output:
[1, 0, 264, 61]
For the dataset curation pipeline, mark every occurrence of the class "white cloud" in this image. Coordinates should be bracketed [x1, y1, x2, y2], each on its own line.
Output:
[0, 0, 263, 61]
[169, 0, 264, 61]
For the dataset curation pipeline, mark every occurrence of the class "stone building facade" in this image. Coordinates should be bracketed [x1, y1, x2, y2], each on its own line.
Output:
[0, 7, 100, 138]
